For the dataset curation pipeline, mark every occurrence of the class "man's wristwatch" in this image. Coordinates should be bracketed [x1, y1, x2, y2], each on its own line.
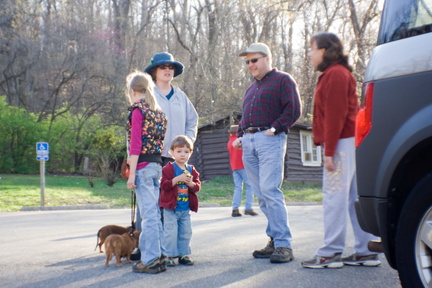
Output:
[270, 127, 276, 133]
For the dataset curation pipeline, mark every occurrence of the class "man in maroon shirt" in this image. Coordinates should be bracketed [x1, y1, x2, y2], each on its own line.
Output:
[233, 42, 301, 263]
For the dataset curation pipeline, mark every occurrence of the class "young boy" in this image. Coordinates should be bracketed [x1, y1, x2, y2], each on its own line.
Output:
[160, 135, 201, 266]
[227, 125, 257, 217]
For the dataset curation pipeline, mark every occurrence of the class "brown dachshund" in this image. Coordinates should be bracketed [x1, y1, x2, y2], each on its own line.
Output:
[104, 230, 141, 267]
[95, 225, 132, 253]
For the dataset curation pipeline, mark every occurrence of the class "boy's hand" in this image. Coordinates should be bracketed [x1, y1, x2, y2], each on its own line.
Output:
[233, 137, 242, 149]
[184, 173, 192, 185]
[184, 172, 194, 188]
[173, 173, 191, 186]
[177, 173, 190, 183]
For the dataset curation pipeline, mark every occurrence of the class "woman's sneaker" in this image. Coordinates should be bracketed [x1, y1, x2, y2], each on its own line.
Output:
[166, 257, 176, 267]
[179, 255, 194, 265]
[342, 254, 381, 266]
[301, 253, 344, 269]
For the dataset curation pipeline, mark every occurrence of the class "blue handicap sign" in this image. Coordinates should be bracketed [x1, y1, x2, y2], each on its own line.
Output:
[37, 142, 49, 152]
[36, 142, 49, 161]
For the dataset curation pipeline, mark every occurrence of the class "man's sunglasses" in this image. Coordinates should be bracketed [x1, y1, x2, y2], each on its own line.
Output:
[159, 64, 175, 70]
[245, 56, 266, 65]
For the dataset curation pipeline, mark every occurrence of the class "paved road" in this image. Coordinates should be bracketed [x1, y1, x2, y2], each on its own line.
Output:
[0, 206, 401, 288]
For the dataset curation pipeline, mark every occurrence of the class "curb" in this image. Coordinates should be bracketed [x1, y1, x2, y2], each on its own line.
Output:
[198, 203, 221, 208]
[19, 202, 320, 212]
[287, 201, 321, 206]
[20, 204, 110, 211]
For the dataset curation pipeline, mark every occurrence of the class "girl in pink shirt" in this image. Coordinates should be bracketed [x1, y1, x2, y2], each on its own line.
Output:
[125, 71, 168, 274]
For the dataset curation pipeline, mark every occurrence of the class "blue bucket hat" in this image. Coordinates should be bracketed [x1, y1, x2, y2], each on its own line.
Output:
[144, 52, 184, 77]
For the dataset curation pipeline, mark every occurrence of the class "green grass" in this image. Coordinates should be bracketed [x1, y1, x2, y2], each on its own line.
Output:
[0, 175, 322, 212]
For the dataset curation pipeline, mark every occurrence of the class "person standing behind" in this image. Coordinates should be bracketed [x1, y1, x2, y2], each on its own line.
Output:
[232, 43, 302, 263]
[125, 71, 168, 274]
[131, 52, 199, 261]
[160, 135, 201, 266]
[227, 124, 257, 217]
[301, 33, 380, 269]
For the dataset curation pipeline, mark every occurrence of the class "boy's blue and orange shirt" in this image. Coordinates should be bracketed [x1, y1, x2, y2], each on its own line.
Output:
[173, 162, 192, 211]
[159, 162, 201, 212]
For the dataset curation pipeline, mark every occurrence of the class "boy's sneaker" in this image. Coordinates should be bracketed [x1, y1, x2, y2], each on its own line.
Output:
[159, 255, 167, 271]
[232, 209, 242, 217]
[301, 253, 344, 269]
[244, 209, 258, 216]
[252, 238, 274, 258]
[132, 259, 161, 274]
[179, 255, 194, 265]
[270, 247, 294, 263]
[342, 254, 381, 267]
[166, 257, 176, 267]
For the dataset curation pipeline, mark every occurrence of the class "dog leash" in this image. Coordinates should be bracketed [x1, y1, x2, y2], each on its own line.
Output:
[131, 189, 136, 230]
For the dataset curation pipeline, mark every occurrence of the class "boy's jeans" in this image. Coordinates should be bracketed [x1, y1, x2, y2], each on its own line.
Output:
[135, 162, 165, 265]
[232, 168, 254, 210]
[163, 209, 192, 257]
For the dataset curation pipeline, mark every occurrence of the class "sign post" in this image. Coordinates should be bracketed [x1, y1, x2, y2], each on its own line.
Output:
[40, 160, 45, 206]
[36, 142, 49, 206]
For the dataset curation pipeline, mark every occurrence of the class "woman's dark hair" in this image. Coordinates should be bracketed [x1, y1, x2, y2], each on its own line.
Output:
[149, 68, 157, 81]
[311, 32, 353, 72]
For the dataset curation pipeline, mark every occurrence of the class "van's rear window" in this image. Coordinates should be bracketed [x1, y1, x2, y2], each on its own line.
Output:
[378, 0, 432, 45]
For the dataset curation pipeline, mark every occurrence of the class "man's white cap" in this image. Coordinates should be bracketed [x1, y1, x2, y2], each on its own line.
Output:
[239, 42, 272, 57]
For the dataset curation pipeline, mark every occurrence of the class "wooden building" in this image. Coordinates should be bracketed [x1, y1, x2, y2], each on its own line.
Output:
[189, 115, 323, 183]
[188, 116, 233, 180]
[285, 123, 323, 184]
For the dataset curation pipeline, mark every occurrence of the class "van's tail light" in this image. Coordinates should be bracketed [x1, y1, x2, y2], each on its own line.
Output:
[355, 82, 374, 147]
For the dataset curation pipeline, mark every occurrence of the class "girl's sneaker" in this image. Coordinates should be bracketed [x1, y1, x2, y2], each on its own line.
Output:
[179, 255, 194, 265]
[166, 257, 176, 266]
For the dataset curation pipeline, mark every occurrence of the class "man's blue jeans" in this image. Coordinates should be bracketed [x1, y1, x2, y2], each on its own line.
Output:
[241, 131, 292, 249]
[135, 162, 165, 265]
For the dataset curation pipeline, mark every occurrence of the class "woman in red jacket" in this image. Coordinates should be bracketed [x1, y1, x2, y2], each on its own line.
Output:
[301, 33, 380, 269]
